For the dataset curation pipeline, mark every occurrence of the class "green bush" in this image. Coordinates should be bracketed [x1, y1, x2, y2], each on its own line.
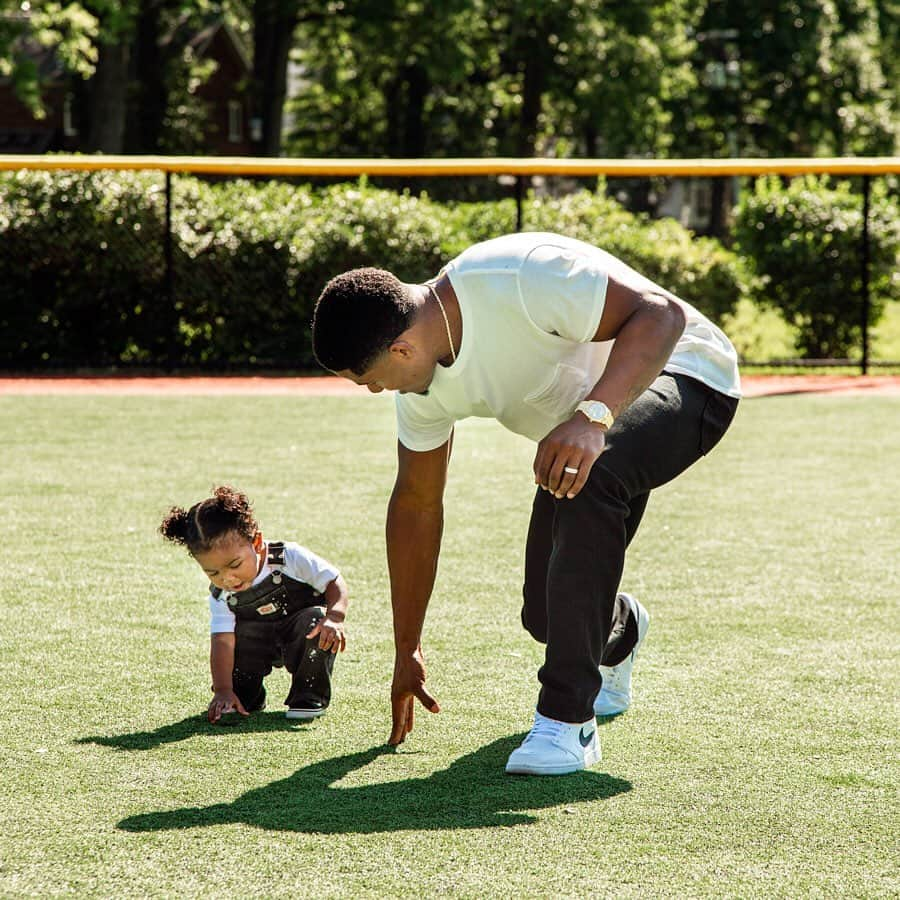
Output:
[525, 189, 747, 323]
[170, 178, 316, 367]
[440, 198, 519, 255]
[288, 180, 448, 366]
[0, 169, 170, 366]
[0, 170, 746, 369]
[733, 176, 900, 359]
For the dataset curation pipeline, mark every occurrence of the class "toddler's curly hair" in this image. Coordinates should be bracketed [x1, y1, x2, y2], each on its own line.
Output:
[160, 485, 258, 554]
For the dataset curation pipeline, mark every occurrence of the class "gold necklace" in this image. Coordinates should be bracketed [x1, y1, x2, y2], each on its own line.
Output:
[428, 282, 456, 364]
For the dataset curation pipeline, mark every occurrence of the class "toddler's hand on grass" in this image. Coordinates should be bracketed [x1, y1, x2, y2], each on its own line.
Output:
[208, 690, 248, 723]
[308, 615, 346, 654]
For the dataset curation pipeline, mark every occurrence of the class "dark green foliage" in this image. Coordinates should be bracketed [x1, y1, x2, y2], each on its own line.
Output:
[0, 170, 169, 366]
[525, 188, 748, 322]
[169, 178, 315, 367]
[1, 170, 745, 369]
[734, 176, 900, 358]
[288, 0, 699, 162]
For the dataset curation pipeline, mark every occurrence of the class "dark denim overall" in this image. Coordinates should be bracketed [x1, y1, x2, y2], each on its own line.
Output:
[212, 542, 335, 711]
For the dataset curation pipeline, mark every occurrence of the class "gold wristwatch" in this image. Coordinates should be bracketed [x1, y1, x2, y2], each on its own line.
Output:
[576, 400, 615, 430]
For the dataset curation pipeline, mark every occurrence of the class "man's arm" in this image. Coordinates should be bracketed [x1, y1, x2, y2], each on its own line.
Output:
[534, 273, 686, 499]
[587, 274, 687, 414]
[386, 435, 452, 745]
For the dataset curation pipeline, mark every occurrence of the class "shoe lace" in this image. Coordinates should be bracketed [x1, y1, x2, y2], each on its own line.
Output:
[524, 713, 565, 743]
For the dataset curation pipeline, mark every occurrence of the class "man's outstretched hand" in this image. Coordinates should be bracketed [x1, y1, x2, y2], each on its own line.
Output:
[389, 647, 440, 746]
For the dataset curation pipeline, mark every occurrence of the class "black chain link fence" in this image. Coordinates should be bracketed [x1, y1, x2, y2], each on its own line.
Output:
[1, 162, 896, 372]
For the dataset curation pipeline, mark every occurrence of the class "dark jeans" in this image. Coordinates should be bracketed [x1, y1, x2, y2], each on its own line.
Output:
[521, 372, 739, 723]
[231, 605, 334, 710]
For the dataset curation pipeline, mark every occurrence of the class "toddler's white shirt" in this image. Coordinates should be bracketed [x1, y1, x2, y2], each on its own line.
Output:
[208, 541, 340, 634]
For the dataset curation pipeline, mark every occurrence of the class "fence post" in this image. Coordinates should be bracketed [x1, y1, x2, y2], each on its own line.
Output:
[860, 174, 870, 376]
[515, 175, 524, 231]
[164, 170, 175, 369]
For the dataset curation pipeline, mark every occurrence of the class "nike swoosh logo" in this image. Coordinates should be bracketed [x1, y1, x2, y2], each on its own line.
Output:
[579, 726, 594, 747]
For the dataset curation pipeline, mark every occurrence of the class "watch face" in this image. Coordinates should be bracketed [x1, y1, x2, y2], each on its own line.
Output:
[579, 401, 613, 425]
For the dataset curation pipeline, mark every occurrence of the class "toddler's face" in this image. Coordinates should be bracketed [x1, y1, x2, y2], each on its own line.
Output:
[194, 532, 262, 593]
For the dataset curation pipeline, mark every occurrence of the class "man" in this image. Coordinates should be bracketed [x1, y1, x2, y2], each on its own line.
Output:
[312, 232, 740, 775]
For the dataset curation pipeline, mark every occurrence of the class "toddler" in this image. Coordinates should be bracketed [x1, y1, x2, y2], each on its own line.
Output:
[160, 485, 348, 723]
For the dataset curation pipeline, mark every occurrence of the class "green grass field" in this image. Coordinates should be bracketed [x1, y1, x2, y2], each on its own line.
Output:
[2, 391, 897, 898]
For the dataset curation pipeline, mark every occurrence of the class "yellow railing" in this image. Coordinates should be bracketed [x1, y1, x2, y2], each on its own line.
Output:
[0, 154, 898, 176]
[2, 154, 897, 372]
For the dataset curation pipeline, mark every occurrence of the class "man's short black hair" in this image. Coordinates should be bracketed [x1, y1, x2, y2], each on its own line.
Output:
[312, 267, 416, 375]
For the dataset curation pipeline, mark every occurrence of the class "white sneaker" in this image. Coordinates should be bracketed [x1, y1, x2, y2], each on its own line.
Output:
[505, 711, 601, 775]
[594, 594, 650, 717]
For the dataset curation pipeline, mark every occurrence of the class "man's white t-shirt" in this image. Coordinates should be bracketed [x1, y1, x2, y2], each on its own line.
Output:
[208, 541, 340, 634]
[396, 232, 741, 453]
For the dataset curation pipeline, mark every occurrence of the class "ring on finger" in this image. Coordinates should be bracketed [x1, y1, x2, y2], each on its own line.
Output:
[563, 466, 579, 475]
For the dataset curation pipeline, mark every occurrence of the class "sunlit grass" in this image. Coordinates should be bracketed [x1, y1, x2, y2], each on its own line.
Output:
[1, 392, 897, 897]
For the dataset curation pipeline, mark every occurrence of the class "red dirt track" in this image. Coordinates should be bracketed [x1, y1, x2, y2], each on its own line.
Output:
[0, 374, 898, 397]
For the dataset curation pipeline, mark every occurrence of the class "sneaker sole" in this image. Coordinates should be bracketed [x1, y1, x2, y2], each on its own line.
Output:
[632, 595, 650, 650]
[505, 745, 602, 776]
[286, 708, 327, 720]
[619, 593, 650, 656]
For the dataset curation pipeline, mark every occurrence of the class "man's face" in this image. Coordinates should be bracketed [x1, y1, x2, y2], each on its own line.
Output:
[338, 344, 436, 396]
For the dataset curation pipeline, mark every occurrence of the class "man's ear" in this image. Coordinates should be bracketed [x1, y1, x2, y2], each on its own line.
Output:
[252, 531, 264, 552]
[388, 338, 415, 359]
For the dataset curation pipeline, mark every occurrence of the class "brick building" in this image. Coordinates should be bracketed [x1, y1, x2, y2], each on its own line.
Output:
[0, 38, 74, 153]
[0, 19, 254, 155]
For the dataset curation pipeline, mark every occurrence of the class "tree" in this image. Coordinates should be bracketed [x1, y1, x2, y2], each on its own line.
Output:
[250, 0, 346, 157]
[125, 0, 230, 153]
[4, 0, 894, 169]
[0, 1, 244, 153]
[287, 0, 484, 159]
[92, 0, 230, 154]
[81, 1, 135, 151]
[286, 0, 698, 163]
[670, 0, 898, 159]
[125, 0, 167, 152]
[250, 0, 297, 156]
[0, 0, 98, 118]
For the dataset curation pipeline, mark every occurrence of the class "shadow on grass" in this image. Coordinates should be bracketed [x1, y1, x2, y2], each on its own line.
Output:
[80, 708, 629, 753]
[76, 711, 302, 751]
[596, 712, 626, 726]
[117, 735, 631, 834]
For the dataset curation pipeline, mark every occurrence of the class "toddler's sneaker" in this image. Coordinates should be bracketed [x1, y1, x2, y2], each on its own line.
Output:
[505, 710, 601, 775]
[286, 700, 328, 720]
[594, 593, 650, 717]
